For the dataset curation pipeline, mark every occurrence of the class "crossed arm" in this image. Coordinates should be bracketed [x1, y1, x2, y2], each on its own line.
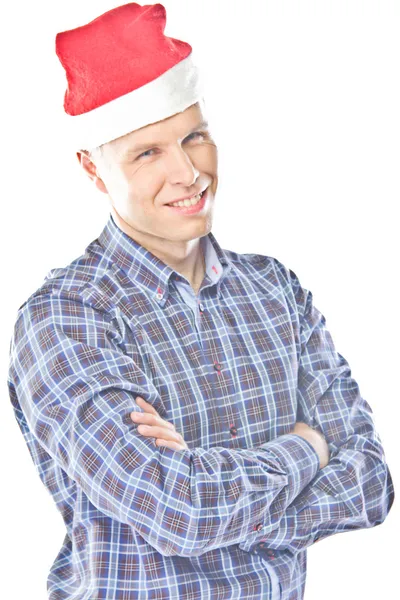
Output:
[8, 271, 394, 559]
[125, 268, 395, 555]
[129, 398, 329, 468]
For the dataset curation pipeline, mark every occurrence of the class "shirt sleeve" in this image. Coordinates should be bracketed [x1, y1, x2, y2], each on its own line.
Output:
[8, 289, 320, 559]
[241, 267, 395, 554]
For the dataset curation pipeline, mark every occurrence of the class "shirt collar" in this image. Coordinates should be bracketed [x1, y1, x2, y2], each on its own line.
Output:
[97, 213, 233, 306]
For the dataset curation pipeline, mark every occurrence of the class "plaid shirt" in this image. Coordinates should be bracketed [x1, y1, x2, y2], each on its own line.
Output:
[8, 213, 394, 600]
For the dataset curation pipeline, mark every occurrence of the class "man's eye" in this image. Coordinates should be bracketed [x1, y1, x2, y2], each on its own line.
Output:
[136, 132, 206, 160]
[185, 131, 205, 142]
[137, 148, 157, 159]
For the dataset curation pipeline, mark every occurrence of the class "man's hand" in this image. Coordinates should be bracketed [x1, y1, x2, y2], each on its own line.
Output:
[129, 400, 328, 465]
[130, 397, 188, 451]
[291, 422, 330, 469]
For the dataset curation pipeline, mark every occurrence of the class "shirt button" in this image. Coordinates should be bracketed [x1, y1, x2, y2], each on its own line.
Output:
[229, 425, 237, 436]
[156, 292, 163, 300]
[254, 523, 263, 532]
[214, 362, 222, 371]
[199, 303, 204, 312]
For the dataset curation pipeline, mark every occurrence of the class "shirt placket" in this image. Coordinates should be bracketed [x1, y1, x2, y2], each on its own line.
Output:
[178, 278, 241, 445]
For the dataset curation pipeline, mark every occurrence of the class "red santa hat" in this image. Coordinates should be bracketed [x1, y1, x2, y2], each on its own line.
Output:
[55, 2, 204, 149]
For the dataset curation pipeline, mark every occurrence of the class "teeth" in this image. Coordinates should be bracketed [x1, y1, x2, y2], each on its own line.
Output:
[167, 191, 204, 207]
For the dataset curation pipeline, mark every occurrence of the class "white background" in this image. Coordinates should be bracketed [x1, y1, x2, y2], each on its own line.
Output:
[1, 1, 398, 598]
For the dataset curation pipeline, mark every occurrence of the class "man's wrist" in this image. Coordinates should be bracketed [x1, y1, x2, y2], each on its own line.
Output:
[289, 433, 322, 468]
[260, 434, 320, 504]
[290, 423, 330, 469]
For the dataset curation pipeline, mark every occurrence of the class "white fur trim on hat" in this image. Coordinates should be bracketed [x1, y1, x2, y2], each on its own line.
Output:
[61, 53, 205, 150]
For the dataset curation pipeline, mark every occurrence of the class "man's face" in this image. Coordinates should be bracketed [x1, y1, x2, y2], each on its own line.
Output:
[87, 101, 218, 245]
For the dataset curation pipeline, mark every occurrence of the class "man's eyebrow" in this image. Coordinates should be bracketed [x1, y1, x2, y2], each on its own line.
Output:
[187, 119, 209, 134]
[124, 120, 210, 156]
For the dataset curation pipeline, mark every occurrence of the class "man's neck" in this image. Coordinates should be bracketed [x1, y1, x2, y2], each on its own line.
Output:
[110, 206, 206, 291]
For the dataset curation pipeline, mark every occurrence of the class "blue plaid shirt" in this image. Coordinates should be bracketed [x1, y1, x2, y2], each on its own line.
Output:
[8, 213, 394, 600]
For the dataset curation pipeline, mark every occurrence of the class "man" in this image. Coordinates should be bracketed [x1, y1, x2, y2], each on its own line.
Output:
[8, 3, 394, 600]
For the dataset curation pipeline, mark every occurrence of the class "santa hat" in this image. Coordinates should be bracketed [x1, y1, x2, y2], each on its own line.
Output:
[55, 2, 204, 149]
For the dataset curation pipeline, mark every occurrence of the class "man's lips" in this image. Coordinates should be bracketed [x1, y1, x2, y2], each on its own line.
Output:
[164, 187, 208, 214]
[164, 188, 207, 206]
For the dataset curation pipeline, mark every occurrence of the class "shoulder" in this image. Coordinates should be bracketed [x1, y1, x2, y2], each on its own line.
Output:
[10, 240, 126, 355]
[15, 239, 117, 318]
[223, 247, 309, 308]
[224, 247, 290, 281]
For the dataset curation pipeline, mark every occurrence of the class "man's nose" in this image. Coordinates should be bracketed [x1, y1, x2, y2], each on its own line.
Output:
[165, 145, 199, 187]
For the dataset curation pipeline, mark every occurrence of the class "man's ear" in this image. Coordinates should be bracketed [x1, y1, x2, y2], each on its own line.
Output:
[76, 150, 108, 194]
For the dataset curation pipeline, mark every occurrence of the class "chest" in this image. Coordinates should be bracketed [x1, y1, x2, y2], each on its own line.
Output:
[125, 278, 300, 451]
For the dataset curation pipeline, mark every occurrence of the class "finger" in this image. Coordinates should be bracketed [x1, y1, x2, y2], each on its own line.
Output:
[138, 425, 183, 442]
[135, 399, 176, 430]
[136, 396, 158, 416]
[130, 412, 176, 431]
[155, 439, 187, 451]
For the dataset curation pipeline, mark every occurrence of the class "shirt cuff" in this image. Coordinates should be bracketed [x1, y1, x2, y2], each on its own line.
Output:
[260, 433, 320, 505]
